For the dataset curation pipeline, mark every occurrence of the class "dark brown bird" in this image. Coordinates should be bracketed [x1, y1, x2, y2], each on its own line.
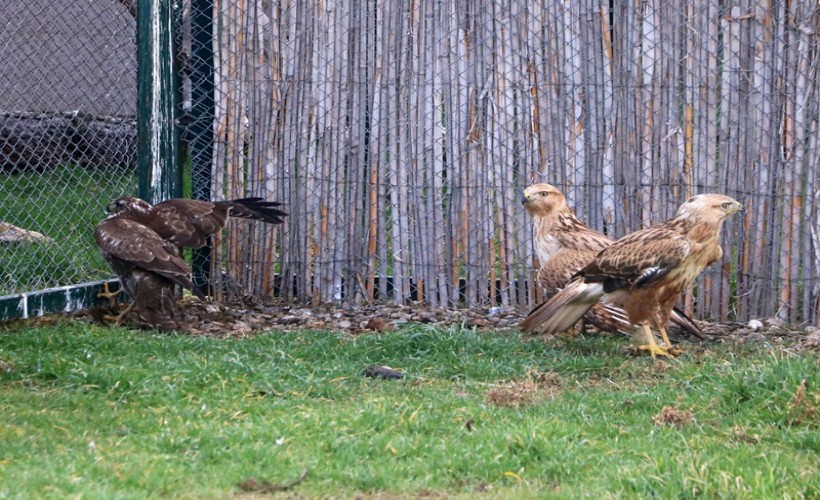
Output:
[95, 195, 288, 331]
[105, 196, 288, 248]
[522, 193, 741, 357]
[522, 183, 704, 340]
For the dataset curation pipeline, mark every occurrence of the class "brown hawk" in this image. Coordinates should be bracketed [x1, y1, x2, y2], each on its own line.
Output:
[95, 196, 288, 331]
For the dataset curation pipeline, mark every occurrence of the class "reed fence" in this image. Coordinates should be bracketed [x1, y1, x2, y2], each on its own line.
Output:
[190, 0, 818, 324]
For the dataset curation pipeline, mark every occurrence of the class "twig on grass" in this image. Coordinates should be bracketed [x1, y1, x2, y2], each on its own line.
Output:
[237, 468, 308, 494]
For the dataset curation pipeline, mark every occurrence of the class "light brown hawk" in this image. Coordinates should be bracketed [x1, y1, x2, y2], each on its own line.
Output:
[522, 183, 704, 340]
[521, 193, 741, 357]
[522, 183, 626, 334]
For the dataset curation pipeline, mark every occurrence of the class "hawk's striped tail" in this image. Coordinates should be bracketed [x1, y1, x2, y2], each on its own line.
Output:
[520, 279, 604, 334]
[220, 198, 289, 225]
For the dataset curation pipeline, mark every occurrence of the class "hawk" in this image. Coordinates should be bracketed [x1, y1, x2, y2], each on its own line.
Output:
[95, 196, 288, 331]
[521, 193, 741, 357]
[521, 183, 703, 339]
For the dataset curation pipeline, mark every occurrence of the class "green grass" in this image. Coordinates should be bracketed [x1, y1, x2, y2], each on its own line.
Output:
[0, 322, 818, 498]
[0, 166, 135, 295]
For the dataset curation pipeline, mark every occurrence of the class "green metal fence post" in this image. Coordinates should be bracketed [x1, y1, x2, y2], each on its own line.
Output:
[189, 0, 215, 292]
[136, 0, 181, 203]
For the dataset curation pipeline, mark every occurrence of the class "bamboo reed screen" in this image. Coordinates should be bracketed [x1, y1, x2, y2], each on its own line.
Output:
[184, 0, 820, 324]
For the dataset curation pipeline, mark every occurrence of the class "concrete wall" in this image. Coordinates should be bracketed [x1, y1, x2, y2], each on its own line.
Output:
[0, 0, 137, 116]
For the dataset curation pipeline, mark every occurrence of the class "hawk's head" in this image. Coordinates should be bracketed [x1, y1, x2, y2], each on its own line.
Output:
[522, 183, 568, 217]
[106, 196, 153, 217]
[676, 194, 742, 225]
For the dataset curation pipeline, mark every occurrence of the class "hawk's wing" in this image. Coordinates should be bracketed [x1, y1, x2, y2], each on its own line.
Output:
[94, 217, 206, 299]
[150, 199, 227, 248]
[534, 247, 632, 335]
[581, 226, 691, 293]
[150, 198, 288, 248]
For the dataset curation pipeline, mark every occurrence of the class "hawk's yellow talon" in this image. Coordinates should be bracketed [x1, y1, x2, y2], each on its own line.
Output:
[97, 282, 121, 306]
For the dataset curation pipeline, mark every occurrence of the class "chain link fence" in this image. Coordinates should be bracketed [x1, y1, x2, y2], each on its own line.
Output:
[2, 0, 818, 325]
[0, 0, 136, 308]
[0, 0, 137, 298]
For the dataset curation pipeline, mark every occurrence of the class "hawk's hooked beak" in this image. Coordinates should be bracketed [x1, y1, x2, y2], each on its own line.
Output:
[724, 200, 744, 219]
[521, 195, 531, 205]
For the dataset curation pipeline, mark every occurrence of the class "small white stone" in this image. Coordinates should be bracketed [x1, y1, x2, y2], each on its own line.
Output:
[747, 319, 764, 331]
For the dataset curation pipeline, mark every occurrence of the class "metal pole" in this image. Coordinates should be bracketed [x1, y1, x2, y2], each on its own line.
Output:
[136, 0, 181, 203]
[189, 0, 215, 292]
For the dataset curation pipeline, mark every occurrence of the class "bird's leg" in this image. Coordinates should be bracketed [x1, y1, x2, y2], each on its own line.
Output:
[659, 326, 683, 356]
[659, 325, 672, 347]
[97, 282, 121, 307]
[637, 323, 673, 358]
[562, 318, 582, 339]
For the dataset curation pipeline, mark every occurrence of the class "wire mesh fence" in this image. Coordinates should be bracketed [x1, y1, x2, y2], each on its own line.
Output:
[1, 0, 818, 325]
[0, 0, 137, 297]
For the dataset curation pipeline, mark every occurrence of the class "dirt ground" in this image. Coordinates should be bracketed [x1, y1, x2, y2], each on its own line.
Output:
[71, 296, 820, 353]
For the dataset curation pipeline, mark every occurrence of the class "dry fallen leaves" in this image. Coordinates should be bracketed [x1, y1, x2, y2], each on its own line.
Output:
[72, 295, 816, 356]
[485, 369, 562, 408]
[82, 299, 524, 338]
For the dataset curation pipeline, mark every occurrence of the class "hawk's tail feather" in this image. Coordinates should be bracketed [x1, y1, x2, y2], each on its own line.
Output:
[585, 302, 633, 335]
[521, 280, 604, 334]
[221, 198, 289, 225]
[188, 283, 208, 301]
[668, 307, 705, 340]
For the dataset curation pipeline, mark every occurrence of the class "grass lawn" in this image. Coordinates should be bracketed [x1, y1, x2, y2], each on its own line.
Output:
[0, 320, 817, 498]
